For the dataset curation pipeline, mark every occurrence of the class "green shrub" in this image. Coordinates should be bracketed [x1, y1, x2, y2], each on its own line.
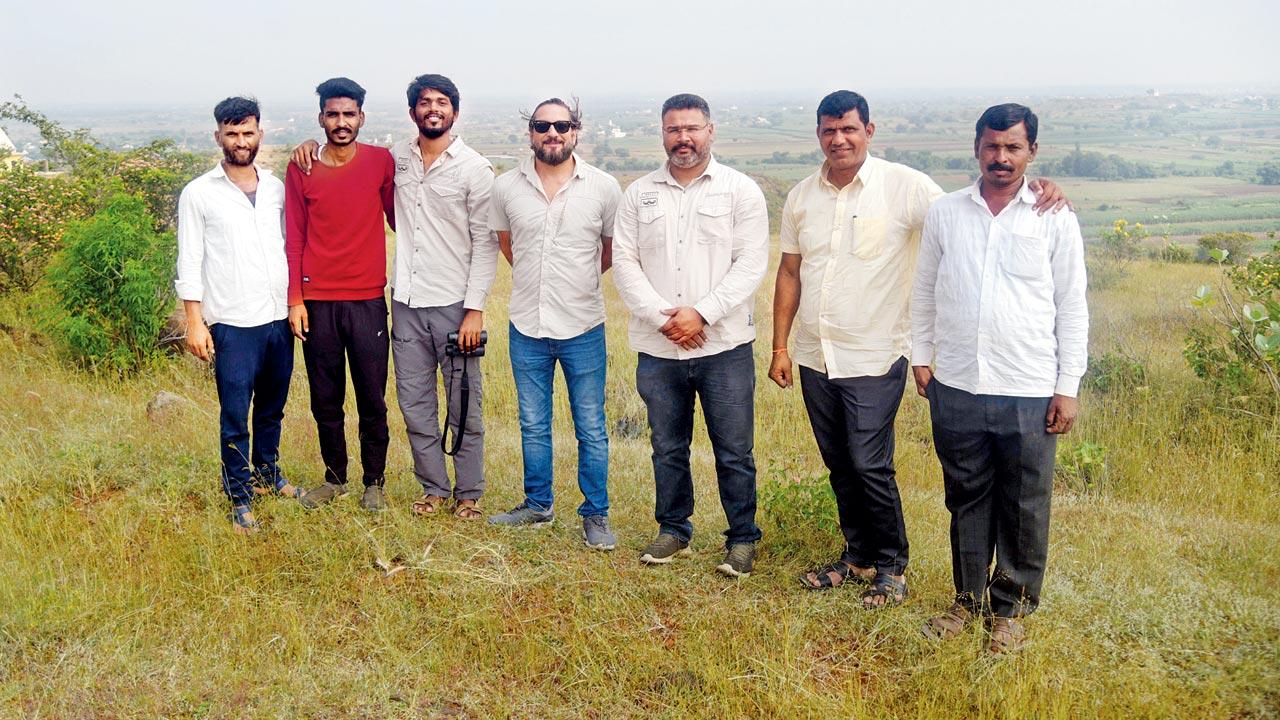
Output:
[1148, 243, 1195, 263]
[1083, 350, 1148, 393]
[1055, 440, 1107, 492]
[1089, 219, 1148, 289]
[0, 164, 91, 293]
[1196, 231, 1256, 264]
[44, 192, 175, 374]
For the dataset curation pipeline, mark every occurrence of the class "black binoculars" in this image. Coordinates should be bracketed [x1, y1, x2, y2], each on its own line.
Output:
[445, 330, 488, 358]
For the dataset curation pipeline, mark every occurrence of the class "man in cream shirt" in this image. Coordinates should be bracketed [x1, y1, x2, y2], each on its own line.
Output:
[613, 93, 769, 578]
[486, 98, 622, 552]
[769, 91, 1066, 606]
[912, 103, 1087, 653]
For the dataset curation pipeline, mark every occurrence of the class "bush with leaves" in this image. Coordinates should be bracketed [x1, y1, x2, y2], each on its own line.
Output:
[0, 163, 90, 293]
[1088, 219, 1149, 289]
[1185, 236, 1280, 405]
[44, 192, 175, 375]
[1195, 231, 1255, 264]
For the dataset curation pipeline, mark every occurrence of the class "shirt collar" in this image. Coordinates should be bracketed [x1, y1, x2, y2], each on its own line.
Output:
[964, 176, 1036, 207]
[409, 135, 464, 160]
[656, 154, 719, 187]
[209, 161, 270, 180]
[817, 155, 879, 193]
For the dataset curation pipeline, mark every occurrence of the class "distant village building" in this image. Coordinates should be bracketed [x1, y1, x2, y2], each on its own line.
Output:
[0, 126, 24, 169]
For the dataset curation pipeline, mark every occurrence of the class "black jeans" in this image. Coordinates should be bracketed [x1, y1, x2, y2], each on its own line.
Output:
[635, 342, 761, 546]
[211, 319, 293, 506]
[927, 380, 1057, 618]
[301, 298, 390, 487]
[799, 356, 910, 575]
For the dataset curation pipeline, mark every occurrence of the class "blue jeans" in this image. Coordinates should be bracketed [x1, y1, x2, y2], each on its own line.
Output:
[211, 320, 294, 506]
[509, 323, 609, 517]
[635, 342, 761, 546]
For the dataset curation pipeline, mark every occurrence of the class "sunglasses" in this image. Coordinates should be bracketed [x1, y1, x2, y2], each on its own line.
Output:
[529, 120, 579, 134]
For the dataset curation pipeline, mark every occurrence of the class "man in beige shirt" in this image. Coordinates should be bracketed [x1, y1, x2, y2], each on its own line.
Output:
[486, 98, 622, 552]
[613, 93, 769, 578]
[769, 90, 1066, 607]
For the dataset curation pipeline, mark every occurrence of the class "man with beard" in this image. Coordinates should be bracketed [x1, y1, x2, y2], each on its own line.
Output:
[612, 93, 769, 578]
[285, 77, 397, 513]
[177, 96, 295, 533]
[485, 98, 622, 550]
[912, 104, 1087, 653]
[768, 91, 1068, 607]
[299, 74, 497, 517]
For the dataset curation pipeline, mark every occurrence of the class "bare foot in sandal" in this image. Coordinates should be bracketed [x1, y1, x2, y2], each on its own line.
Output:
[453, 499, 482, 520]
[800, 559, 875, 590]
[861, 572, 907, 608]
[412, 494, 448, 516]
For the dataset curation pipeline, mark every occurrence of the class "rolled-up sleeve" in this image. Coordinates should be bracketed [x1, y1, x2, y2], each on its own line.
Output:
[175, 186, 204, 302]
[1051, 212, 1089, 397]
[693, 179, 768, 327]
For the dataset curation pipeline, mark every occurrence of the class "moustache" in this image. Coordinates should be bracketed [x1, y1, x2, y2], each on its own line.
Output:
[987, 162, 1014, 172]
[673, 143, 695, 152]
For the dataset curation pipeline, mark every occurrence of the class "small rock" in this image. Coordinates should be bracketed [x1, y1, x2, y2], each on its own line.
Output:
[146, 391, 188, 422]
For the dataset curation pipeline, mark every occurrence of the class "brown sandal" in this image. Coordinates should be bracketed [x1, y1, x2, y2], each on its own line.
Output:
[922, 602, 974, 641]
[412, 494, 448, 516]
[453, 499, 482, 520]
[987, 616, 1026, 654]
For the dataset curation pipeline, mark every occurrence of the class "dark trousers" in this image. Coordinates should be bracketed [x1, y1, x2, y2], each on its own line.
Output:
[926, 380, 1057, 618]
[301, 298, 390, 487]
[799, 356, 910, 575]
[211, 320, 293, 506]
[635, 342, 761, 546]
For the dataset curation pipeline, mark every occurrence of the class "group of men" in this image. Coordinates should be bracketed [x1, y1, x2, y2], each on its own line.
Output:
[175, 75, 1087, 653]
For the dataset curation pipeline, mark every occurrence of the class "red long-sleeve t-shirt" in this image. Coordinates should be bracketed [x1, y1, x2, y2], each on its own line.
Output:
[285, 143, 396, 304]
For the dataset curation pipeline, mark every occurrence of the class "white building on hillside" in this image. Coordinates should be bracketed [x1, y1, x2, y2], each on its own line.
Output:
[0, 126, 23, 168]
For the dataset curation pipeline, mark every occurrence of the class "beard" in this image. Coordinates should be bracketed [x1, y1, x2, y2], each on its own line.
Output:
[222, 145, 258, 166]
[667, 142, 708, 169]
[418, 113, 455, 140]
[532, 139, 575, 166]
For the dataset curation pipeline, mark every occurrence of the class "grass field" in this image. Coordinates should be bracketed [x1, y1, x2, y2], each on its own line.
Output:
[1, 246, 1277, 717]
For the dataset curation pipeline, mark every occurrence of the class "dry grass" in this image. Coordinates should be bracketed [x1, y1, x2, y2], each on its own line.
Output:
[0, 258, 1277, 719]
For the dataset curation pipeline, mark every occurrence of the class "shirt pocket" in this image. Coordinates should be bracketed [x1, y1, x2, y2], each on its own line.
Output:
[1002, 233, 1049, 280]
[848, 216, 887, 260]
[637, 208, 666, 249]
[429, 182, 464, 217]
[696, 203, 732, 245]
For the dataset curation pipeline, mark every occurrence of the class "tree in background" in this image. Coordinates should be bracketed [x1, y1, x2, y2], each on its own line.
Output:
[0, 164, 90, 293]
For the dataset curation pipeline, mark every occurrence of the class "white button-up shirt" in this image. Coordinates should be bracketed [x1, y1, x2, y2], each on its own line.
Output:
[911, 179, 1089, 397]
[491, 153, 622, 339]
[779, 156, 943, 378]
[175, 163, 288, 327]
[612, 157, 769, 360]
[390, 136, 498, 310]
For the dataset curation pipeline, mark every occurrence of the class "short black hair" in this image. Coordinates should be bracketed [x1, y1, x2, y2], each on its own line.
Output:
[406, 74, 460, 112]
[975, 103, 1038, 145]
[213, 96, 259, 126]
[316, 77, 366, 110]
[522, 96, 582, 126]
[816, 90, 869, 126]
[661, 93, 710, 120]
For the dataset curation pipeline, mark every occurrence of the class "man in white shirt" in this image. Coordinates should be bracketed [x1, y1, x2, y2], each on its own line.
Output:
[294, 74, 497, 519]
[176, 97, 295, 533]
[911, 103, 1087, 653]
[613, 93, 769, 578]
[769, 91, 1067, 607]
[487, 98, 622, 551]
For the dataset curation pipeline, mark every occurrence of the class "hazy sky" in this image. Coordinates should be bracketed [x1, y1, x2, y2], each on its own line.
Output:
[3, 0, 1278, 109]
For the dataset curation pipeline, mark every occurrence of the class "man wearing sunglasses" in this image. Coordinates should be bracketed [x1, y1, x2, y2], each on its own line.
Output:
[612, 93, 769, 578]
[486, 98, 622, 551]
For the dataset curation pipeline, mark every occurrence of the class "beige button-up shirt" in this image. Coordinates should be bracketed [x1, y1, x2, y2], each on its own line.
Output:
[612, 157, 769, 360]
[779, 156, 943, 378]
[390, 136, 497, 310]
[911, 180, 1089, 397]
[490, 153, 622, 339]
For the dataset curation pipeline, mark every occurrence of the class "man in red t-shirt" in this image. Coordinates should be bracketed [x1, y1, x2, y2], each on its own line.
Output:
[284, 77, 396, 512]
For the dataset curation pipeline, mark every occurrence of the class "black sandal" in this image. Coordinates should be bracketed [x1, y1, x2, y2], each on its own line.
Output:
[800, 559, 874, 590]
[860, 571, 908, 608]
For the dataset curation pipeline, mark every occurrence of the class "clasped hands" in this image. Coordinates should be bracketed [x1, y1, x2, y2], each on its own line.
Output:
[660, 307, 707, 350]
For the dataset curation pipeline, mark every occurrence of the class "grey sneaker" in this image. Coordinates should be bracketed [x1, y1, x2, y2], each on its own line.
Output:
[360, 485, 387, 513]
[298, 482, 348, 509]
[582, 515, 617, 551]
[639, 533, 692, 564]
[487, 501, 554, 527]
[716, 542, 755, 578]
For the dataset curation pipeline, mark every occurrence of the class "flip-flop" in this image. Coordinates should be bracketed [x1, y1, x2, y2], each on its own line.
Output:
[860, 571, 908, 608]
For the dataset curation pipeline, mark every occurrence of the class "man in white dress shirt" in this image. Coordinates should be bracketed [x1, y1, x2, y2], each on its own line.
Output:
[486, 98, 622, 551]
[911, 103, 1088, 653]
[613, 93, 769, 578]
[176, 97, 295, 533]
